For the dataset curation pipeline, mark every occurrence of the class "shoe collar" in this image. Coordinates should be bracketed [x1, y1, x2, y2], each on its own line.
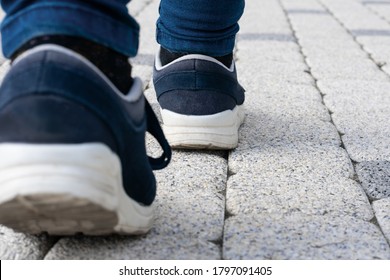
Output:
[154, 50, 236, 73]
[12, 44, 143, 103]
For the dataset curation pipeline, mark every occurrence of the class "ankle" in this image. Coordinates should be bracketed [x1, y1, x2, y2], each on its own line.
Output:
[12, 35, 133, 94]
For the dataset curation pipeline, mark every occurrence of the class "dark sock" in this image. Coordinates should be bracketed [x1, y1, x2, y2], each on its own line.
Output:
[159, 47, 233, 68]
[12, 35, 133, 94]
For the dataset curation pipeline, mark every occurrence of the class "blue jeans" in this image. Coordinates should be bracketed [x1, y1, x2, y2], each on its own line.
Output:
[0, 0, 245, 58]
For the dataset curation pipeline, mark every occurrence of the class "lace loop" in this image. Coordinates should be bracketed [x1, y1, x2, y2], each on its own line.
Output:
[145, 101, 172, 170]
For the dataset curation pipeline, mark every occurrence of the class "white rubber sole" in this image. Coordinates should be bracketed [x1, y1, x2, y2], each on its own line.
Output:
[161, 106, 245, 149]
[0, 143, 154, 235]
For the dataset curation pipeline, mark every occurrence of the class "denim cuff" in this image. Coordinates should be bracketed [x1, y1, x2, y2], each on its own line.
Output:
[156, 22, 238, 57]
[1, 3, 139, 58]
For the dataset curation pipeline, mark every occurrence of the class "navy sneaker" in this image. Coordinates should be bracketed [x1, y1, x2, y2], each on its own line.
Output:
[153, 50, 245, 149]
[0, 45, 171, 235]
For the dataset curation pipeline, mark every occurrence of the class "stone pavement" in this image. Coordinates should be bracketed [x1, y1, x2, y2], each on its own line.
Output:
[0, 0, 390, 260]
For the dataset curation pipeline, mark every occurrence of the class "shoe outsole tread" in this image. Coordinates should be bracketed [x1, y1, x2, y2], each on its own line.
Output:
[0, 194, 119, 235]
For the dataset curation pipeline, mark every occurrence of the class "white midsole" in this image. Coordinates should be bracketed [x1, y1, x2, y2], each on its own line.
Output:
[161, 106, 245, 148]
[0, 143, 154, 233]
[162, 105, 244, 128]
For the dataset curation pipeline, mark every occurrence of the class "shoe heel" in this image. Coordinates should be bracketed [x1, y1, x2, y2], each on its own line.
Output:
[0, 143, 121, 235]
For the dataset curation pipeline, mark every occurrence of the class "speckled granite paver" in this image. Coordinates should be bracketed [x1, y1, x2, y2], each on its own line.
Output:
[0, 226, 56, 260]
[373, 198, 390, 243]
[312, 0, 390, 202]
[285, 0, 390, 249]
[356, 161, 390, 199]
[224, 213, 390, 259]
[223, 0, 387, 259]
[0, 0, 390, 260]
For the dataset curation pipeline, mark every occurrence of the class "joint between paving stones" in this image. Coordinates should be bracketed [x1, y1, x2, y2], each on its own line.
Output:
[370, 215, 390, 248]
[318, 0, 390, 79]
[362, 1, 390, 33]
[279, 0, 379, 222]
[278, 0, 344, 145]
[314, 1, 390, 239]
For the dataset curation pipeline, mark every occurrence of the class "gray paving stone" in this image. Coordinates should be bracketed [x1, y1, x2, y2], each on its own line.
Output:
[153, 151, 227, 239]
[322, 0, 390, 75]
[240, 66, 313, 87]
[281, 0, 325, 11]
[238, 41, 301, 59]
[131, 64, 153, 88]
[238, 53, 307, 73]
[301, 43, 367, 60]
[284, 0, 390, 163]
[325, 109, 390, 162]
[230, 144, 354, 179]
[237, 58, 308, 81]
[228, 143, 357, 232]
[238, 69, 315, 94]
[127, 0, 153, 15]
[228, 138, 366, 220]
[240, 0, 289, 31]
[379, 63, 390, 76]
[356, 38, 390, 68]
[236, 43, 312, 90]
[238, 32, 296, 44]
[309, 59, 385, 81]
[356, 161, 390, 199]
[322, 0, 390, 30]
[243, 92, 329, 120]
[318, 80, 390, 112]
[0, 226, 56, 260]
[223, 213, 390, 259]
[362, 1, 390, 24]
[289, 17, 349, 40]
[341, 132, 390, 162]
[287, 3, 389, 82]
[234, 79, 333, 147]
[45, 234, 220, 260]
[317, 80, 390, 162]
[330, 109, 390, 137]
[227, 166, 372, 220]
[236, 111, 340, 150]
[249, 81, 322, 101]
[238, 73, 321, 100]
[373, 198, 390, 243]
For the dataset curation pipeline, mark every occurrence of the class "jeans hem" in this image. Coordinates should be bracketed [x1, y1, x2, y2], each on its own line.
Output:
[156, 26, 237, 57]
[1, 3, 139, 57]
